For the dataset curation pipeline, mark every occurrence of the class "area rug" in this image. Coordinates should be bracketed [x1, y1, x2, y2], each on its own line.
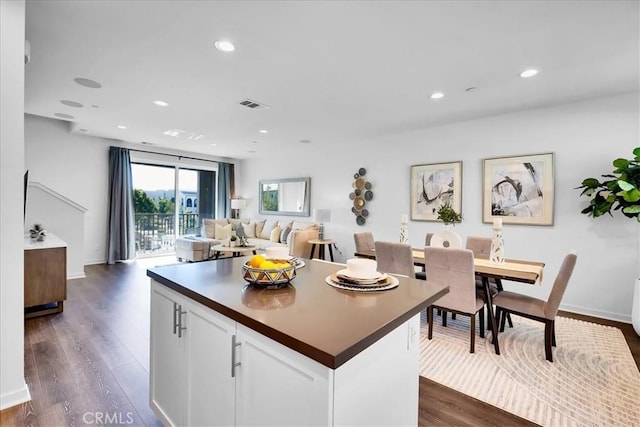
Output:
[419, 312, 640, 426]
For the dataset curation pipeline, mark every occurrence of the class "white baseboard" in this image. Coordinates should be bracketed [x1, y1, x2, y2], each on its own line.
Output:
[0, 382, 31, 411]
[84, 259, 106, 266]
[67, 272, 86, 280]
[560, 303, 632, 324]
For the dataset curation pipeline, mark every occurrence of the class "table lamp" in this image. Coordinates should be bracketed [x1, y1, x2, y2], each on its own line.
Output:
[231, 198, 246, 219]
[313, 209, 331, 240]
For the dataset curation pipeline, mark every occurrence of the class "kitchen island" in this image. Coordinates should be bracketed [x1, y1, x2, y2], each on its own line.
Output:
[147, 257, 448, 427]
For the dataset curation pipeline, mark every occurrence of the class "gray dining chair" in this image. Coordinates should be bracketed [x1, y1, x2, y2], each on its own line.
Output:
[425, 246, 485, 353]
[493, 251, 577, 362]
[354, 232, 375, 253]
[415, 233, 434, 280]
[374, 241, 417, 278]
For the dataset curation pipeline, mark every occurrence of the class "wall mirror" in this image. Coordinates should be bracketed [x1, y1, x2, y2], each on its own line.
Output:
[259, 177, 311, 216]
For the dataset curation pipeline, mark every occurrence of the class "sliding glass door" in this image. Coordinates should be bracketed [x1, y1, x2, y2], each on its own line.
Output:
[132, 162, 216, 258]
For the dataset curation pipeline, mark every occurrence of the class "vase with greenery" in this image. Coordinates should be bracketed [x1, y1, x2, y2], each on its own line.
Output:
[576, 146, 640, 336]
[432, 202, 463, 248]
[29, 223, 47, 241]
[436, 202, 462, 226]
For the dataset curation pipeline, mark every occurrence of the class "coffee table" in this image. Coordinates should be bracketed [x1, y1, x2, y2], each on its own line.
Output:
[211, 244, 258, 259]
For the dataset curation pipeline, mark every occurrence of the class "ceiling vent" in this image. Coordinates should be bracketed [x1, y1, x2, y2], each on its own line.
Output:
[238, 98, 270, 109]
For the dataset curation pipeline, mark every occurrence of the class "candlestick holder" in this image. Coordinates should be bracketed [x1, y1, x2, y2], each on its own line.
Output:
[400, 214, 408, 244]
[490, 219, 505, 264]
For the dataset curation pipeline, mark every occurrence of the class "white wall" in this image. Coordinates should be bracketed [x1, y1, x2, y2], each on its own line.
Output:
[239, 93, 640, 323]
[0, 0, 31, 410]
[26, 182, 87, 278]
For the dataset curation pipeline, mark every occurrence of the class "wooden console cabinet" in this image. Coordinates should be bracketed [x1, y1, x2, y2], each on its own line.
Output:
[24, 233, 67, 318]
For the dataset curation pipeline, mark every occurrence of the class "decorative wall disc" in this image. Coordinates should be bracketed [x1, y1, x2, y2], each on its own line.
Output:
[349, 167, 372, 225]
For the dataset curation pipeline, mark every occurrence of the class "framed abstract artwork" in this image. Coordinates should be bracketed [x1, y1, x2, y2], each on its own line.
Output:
[483, 152, 554, 225]
[410, 161, 462, 221]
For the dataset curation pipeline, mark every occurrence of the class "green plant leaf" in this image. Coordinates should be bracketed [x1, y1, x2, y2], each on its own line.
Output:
[580, 177, 601, 188]
[617, 180, 635, 191]
[623, 205, 640, 214]
[613, 158, 629, 169]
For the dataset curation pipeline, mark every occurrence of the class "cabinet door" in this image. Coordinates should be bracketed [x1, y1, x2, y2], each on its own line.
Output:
[185, 301, 236, 426]
[235, 324, 332, 426]
[150, 283, 186, 427]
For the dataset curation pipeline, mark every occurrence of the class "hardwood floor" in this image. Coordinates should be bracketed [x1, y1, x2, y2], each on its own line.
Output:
[1, 258, 639, 426]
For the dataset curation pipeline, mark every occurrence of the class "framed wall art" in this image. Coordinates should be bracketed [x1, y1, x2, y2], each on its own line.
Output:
[483, 152, 554, 226]
[410, 161, 462, 221]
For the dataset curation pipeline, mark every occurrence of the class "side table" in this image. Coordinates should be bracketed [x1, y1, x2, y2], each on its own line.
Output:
[308, 239, 335, 262]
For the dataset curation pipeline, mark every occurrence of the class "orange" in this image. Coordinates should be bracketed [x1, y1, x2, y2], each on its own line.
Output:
[250, 254, 265, 268]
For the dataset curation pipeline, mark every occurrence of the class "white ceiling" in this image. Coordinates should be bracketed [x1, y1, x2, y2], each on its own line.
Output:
[24, 1, 639, 160]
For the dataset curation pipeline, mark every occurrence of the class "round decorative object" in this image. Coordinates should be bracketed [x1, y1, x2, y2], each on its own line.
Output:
[350, 168, 372, 226]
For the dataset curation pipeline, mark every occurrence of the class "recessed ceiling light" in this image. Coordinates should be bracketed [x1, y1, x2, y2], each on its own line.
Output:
[259, 129, 269, 134]
[299, 139, 311, 144]
[60, 100, 83, 108]
[430, 92, 444, 100]
[210, 143, 217, 147]
[215, 40, 235, 52]
[79, 128, 88, 132]
[153, 100, 169, 107]
[54, 113, 74, 120]
[117, 125, 127, 129]
[520, 69, 539, 78]
[73, 77, 102, 88]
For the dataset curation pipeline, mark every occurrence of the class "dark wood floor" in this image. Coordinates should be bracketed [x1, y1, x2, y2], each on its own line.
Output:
[1, 258, 639, 426]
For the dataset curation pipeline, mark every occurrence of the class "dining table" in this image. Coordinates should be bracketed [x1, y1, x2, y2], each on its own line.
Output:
[353, 248, 545, 355]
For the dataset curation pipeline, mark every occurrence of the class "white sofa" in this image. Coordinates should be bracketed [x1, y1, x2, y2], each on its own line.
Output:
[175, 217, 319, 262]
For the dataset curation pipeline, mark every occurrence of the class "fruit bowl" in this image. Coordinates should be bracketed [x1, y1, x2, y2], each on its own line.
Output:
[242, 259, 296, 288]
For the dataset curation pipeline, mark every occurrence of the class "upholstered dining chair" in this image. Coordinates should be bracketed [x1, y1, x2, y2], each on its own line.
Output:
[374, 241, 417, 278]
[354, 232, 375, 253]
[415, 233, 435, 280]
[424, 247, 485, 353]
[465, 236, 506, 328]
[493, 251, 577, 362]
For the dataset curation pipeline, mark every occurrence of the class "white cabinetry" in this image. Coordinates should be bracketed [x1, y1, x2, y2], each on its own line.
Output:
[150, 281, 334, 427]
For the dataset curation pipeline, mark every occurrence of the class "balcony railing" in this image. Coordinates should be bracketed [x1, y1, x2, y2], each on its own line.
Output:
[135, 212, 200, 256]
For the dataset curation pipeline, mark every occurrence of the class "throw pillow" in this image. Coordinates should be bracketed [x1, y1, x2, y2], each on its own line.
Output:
[242, 223, 256, 238]
[215, 223, 233, 240]
[201, 219, 217, 238]
[254, 219, 266, 238]
[270, 226, 282, 243]
[280, 226, 291, 244]
[260, 219, 278, 240]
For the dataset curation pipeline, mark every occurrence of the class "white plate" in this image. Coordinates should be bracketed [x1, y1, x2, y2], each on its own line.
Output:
[325, 275, 399, 292]
[265, 254, 293, 261]
[336, 268, 383, 281]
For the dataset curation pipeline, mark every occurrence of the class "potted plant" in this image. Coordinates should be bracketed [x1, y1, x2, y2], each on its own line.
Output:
[432, 202, 463, 248]
[576, 146, 640, 336]
[229, 235, 238, 247]
[436, 202, 462, 225]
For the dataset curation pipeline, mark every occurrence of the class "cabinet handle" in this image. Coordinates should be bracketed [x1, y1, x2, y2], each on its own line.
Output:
[231, 334, 242, 377]
[172, 302, 179, 335]
[177, 306, 187, 338]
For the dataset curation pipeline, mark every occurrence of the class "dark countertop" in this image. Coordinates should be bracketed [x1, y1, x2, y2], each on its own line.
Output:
[147, 257, 448, 369]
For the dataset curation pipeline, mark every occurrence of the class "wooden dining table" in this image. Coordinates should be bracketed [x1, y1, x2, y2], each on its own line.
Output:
[354, 248, 545, 355]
